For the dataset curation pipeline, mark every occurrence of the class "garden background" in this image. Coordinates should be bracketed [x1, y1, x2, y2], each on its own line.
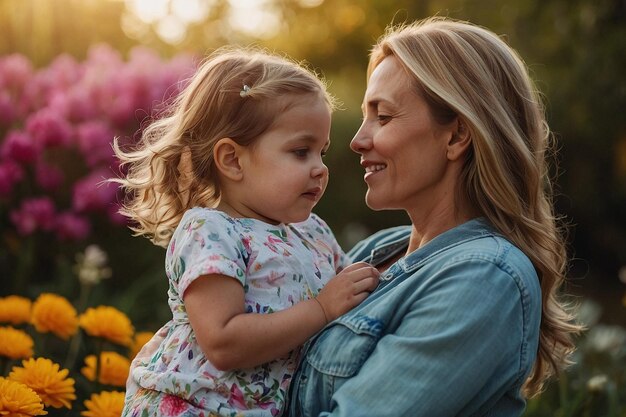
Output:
[1, 0, 625, 416]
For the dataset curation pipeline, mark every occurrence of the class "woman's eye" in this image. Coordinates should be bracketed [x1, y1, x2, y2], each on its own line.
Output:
[377, 115, 392, 124]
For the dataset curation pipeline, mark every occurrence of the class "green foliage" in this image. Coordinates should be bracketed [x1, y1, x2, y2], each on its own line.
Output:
[525, 301, 626, 417]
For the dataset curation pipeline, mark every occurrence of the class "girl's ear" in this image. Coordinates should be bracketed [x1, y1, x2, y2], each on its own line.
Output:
[214, 138, 244, 181]
[446, 118, 472, 161]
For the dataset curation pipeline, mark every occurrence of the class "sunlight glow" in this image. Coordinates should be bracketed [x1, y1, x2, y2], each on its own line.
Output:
[123, 0, 286, 43]
[227, 0, 281, 39]
[171, 0, 212, 24]
[127, 0, 169, 24]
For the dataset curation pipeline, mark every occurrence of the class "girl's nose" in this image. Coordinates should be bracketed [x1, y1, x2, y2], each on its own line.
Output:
[350, 123, 372, 153]
[311, 161, 328, 178]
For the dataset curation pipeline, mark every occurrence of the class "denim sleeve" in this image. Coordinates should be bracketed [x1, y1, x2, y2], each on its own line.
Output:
[320, 257, 534, 417]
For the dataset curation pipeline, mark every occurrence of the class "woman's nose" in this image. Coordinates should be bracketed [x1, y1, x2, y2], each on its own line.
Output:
[350, 123, 372, 153]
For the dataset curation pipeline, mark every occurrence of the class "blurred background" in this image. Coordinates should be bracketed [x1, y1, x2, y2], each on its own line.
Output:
[1, 0, 625, 414]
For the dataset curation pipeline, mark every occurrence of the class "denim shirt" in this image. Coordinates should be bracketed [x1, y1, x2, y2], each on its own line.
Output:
[287, 218, 541, 417]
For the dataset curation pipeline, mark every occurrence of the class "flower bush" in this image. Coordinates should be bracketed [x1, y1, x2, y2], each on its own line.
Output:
[0, 43, 196, 294]
[0, 45, 192, 415]
[0, 246, 155, 416]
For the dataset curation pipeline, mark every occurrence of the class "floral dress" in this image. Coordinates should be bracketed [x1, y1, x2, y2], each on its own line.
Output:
[122, 208, 347, 417]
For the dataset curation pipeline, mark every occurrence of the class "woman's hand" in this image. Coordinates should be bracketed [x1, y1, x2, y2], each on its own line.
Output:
[315, 262, 380, 322]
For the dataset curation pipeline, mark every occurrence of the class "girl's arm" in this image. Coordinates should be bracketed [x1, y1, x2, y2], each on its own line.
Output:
[184, 262, 379, 371]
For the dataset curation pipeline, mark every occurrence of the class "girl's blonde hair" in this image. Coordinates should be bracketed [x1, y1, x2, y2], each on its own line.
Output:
[368, 17, 581, 397]
[113, 47, 333, 247]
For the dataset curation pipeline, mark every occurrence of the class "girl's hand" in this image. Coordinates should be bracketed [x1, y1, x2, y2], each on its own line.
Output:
[315, 262, 380, 322]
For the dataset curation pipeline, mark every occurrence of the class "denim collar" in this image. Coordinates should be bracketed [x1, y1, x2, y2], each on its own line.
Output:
[377, 217, 495, 281]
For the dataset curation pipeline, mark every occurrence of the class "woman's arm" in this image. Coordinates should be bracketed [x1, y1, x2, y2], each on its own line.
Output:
[184, 262, 379, 371]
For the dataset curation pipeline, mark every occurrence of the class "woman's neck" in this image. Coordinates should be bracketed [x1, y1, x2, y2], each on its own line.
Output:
[405, 205, 477, 254]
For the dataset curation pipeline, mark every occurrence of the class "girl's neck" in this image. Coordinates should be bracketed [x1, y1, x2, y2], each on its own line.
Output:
[216, 200, 281, 225]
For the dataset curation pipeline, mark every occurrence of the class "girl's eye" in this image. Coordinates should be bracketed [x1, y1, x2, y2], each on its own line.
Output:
[321, 149, 328, 158]
[293, 149, 308, 158]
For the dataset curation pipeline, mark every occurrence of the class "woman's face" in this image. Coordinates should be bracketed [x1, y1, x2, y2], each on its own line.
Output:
[350, 56, 457, 215]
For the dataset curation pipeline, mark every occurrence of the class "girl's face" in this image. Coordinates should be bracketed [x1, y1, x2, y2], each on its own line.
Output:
[236, 94, 331, 224]
[350, 56, 456, 215]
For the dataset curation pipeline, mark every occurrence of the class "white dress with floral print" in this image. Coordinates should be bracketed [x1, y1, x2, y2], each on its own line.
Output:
[122, 208, 347, 417]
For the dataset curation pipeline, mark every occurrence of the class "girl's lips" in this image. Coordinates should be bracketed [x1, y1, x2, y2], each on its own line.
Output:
[302, 187, 322, 201]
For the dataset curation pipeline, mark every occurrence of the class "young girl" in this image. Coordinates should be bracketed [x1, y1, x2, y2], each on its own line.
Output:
[113, 48, 379, 417]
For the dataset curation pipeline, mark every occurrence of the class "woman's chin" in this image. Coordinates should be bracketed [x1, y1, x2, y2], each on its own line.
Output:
[365, 194, 388, 211]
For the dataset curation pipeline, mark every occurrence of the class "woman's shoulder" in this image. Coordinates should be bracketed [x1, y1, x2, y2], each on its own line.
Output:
[451, 231, 536, 277]
[440, 229, 541, 304]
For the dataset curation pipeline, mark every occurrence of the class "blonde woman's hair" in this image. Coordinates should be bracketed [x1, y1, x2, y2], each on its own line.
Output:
[368, 17, 581, 397]
[113, 47, 334, 247]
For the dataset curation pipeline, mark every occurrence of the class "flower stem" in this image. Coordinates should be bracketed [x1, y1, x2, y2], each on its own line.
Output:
[94, 338, 104, 392]
[0, 357, 11, 376]
[64, 282, 92, 369]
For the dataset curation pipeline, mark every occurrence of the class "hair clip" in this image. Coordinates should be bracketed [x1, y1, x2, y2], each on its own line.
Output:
[240, 84, 251, 97]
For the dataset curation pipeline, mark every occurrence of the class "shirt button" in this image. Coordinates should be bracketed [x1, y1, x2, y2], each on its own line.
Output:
[381, 272, 393, 281]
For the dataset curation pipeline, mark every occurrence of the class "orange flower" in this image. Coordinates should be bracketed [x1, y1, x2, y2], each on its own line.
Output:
[79, 306, 134, 346]
[81, 391, 125, 417]
[129, 331, 154, 359]
[0, 377, 47, 416]
[9, 357, 76, 409]
[81, 351, 130, 387]
[30, 293, 78, 340]
[0, 295, 32, 325]
[0, 326, 34, 359]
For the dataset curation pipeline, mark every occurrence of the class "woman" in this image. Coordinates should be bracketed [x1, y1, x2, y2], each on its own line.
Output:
[287, 17, 580, 416]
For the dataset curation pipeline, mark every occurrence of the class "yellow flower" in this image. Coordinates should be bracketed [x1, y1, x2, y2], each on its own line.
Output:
[81, 351, 130, 387]
[81, 391, 125, 417]
[30, 293, 78, 340]
[8, 357, 76, 409]
[79, 306, 134, 347]
[129, 331, 154, 359]
[0, 326, 34, 359]
[0, 295, 32, 325]
[0, 377, 47, 416]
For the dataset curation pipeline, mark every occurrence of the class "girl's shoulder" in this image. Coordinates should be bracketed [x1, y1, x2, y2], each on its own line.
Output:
[290, 213, 335, 239]
[177, 207, 240, 234]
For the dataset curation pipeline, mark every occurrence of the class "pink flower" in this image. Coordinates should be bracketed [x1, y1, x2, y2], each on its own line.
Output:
[43, 54, 83, 93]
[105, 91, 138, 129]
[72, 169, 118, 212]
[75, 121, 115, 167]
[0, 160, 24, 197]
[55, 212, 91, 241]
[26, 107, 73, 148]
[1, 130, 40, 164]
[228, 383, 248, 410]
[10, 197, 56, 235]
[0, 91, 16, 125]
[49, 91, 98, 123]
[35, 162, 64, 191]
[0, 53, 34, 93]
[158, 394, 190, 416]
[107, 203, 126, 226]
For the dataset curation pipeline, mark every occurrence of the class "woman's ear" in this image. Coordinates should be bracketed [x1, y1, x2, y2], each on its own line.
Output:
[446, 119, 472, 161]
[213, 138, 244, 181]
